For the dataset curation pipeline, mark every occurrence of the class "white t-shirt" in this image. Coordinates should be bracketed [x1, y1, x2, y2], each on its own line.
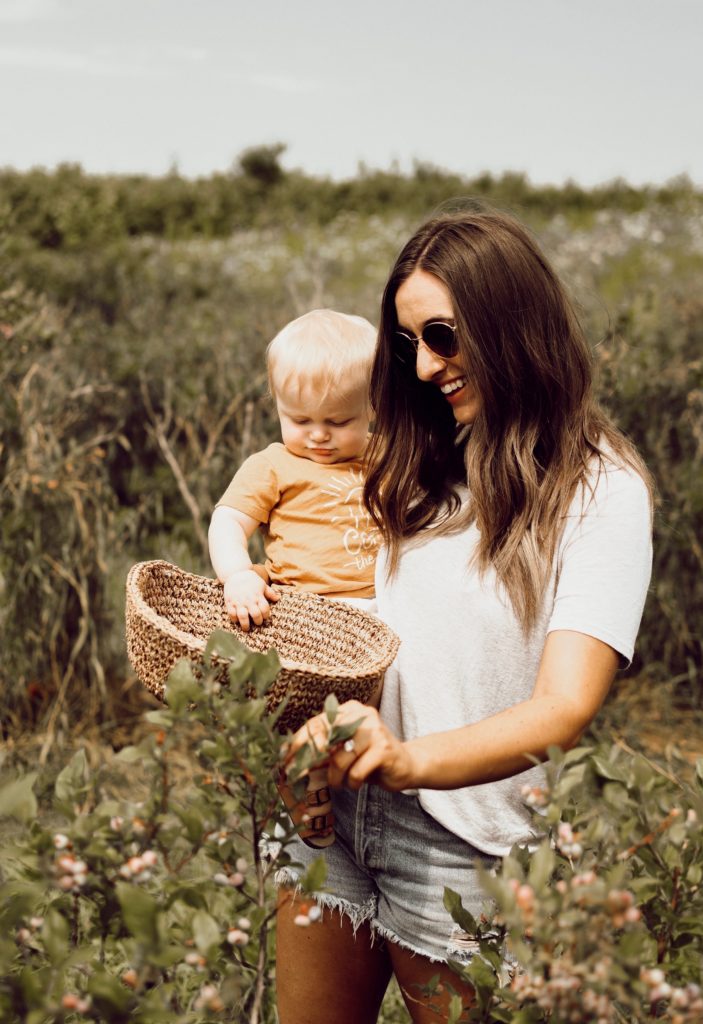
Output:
[375, 459, 653, 856]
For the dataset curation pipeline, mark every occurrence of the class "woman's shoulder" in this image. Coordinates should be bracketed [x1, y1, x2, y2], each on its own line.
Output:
[568, 447, 652, 519]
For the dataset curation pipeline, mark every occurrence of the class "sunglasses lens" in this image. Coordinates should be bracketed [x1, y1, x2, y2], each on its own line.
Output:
[393, 331, 416, 364]
[423, 323, 458, 358]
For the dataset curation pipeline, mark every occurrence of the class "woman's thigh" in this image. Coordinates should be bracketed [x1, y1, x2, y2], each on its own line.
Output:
[389, 942, 475, 1024]
[276, 888, 393, 1024]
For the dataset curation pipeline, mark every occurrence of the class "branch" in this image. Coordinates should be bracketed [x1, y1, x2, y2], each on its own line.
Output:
[140, 377, 209, 559]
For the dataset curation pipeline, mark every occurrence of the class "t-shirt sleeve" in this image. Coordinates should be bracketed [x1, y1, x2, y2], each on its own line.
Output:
[548, 467, 653, 665]
[215, 450, 281, 524]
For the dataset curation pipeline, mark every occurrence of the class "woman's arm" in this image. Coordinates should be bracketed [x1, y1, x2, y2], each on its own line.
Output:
[400, 629, 618, 789]
[289, 629, 618, 792]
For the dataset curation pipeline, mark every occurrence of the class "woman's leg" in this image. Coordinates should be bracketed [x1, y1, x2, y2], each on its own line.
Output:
[276, 888, 393, 1024]
[388, 942, 476, 1023]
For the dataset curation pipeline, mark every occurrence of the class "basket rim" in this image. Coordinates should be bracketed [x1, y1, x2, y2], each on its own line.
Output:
[126, 559, 400, 681]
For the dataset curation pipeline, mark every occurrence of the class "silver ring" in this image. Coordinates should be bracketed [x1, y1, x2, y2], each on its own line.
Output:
[343, 739, 356, 754]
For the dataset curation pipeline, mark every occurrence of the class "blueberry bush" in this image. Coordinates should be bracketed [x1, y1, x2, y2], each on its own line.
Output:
[2, 638, 702, 1022]
[439, 745, 703, 1023]
[0, 633, 352, 1024]
[1, 162, 702, 1021]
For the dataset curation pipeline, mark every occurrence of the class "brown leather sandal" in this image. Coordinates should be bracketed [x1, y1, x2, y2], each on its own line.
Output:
[275, 765, 335, 848]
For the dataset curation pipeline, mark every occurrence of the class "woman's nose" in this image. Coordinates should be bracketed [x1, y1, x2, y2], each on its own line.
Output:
[414, 340, 447, 381]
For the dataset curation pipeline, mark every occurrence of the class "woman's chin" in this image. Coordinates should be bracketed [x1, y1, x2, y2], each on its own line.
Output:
[449, 396, 481, 426]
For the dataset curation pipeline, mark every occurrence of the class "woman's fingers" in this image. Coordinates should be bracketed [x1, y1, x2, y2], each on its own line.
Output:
[282, 701, 415, 792]
[284, 702, 361, 770]
[326, 734, 363, 787]
[285, 713, 332, 768]
[330, 703, 416, 791]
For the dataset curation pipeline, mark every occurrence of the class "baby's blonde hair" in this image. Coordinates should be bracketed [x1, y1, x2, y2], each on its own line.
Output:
[267, 309, 377, 403]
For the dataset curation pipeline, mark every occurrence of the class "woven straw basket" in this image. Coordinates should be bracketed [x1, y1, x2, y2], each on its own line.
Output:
[125, 560, 400, 733]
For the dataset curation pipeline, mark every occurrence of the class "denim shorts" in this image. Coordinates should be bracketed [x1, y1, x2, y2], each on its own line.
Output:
[275, 783, 499, 964]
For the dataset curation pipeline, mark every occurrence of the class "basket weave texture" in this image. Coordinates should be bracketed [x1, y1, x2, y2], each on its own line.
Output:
[125, 560, 400, 733]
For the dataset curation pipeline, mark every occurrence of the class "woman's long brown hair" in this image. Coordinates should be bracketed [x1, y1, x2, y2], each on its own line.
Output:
[364, 208, 652, 631]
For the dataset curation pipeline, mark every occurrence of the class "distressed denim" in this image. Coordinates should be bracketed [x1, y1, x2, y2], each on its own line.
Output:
[276, 783, 499, 963]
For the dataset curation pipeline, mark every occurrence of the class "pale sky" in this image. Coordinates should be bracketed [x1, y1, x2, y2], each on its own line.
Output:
[1, 0, 701, 186]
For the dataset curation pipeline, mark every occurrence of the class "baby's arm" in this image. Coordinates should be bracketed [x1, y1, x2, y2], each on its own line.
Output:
[208, 506, 279, 631]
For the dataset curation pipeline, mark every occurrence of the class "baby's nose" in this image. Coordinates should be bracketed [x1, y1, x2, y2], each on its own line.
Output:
[309, 425, 330, 441]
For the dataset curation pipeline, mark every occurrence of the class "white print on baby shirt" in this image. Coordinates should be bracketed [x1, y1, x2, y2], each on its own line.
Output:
[321, 469, 380, 572]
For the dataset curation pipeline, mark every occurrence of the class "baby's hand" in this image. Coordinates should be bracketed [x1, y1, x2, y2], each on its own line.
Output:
[223, 570, 279, 631]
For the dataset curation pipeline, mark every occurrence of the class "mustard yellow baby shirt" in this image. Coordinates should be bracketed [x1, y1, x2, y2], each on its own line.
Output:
[216, 443, 379, 598]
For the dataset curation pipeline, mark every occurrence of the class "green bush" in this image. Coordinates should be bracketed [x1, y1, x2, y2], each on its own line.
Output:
[440, 744, 703, 1022]
[1, 175, 701, 727]
[1, 641, 702, 1022]
[0, 632, 340, 1024]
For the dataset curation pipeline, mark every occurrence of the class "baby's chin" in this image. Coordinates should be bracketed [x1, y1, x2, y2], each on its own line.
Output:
[286, 444, 366, 464]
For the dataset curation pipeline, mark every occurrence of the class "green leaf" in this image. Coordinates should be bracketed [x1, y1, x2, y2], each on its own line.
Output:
[165, 885, 207, 911]
[487, 1008, 515, 1023]
[687, 862, 702, 885]
[87, 970, 133, 1017]
[114, 745, 143, 763]
[0, 773, 37, 822]
[54, 748, 89, 805]
[528, 841, 555, 890]
[617, 928, 657, 961]
[116, 882, 159, 947]
[324, 693, 339, 724]
[19, 965, 44, 1007]
[465, 953, 497, 992]
[150, 944, 189, 968]
[300, 856, 327, 894]
[0, 880, 45, 928]
[553, 762, 587, 798]
[561, 744, 593, 766]
[328, 716, 366, 746]
[42, 907, 69, 965]
[173, 806, 205, 844]
[144, 709, 173, 727]
[167, 658, 196, 685]
[164, 660, 203, 712]
[478, 940, 504, 970]
[192, 909, 221, 955]
[205, 629, 250, 665]
[249, 647, 281, 695]
[26, 1012, 49, 1024]
[443, 888, 477, 935]
[591, 754, 628, 782]
[447, 992, 464, 1023]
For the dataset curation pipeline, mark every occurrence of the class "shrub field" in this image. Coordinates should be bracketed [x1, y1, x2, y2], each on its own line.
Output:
[1, 156, 702, 1021]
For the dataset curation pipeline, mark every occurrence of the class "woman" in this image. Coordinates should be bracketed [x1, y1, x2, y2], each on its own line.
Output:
[275, 208, 653, 1023]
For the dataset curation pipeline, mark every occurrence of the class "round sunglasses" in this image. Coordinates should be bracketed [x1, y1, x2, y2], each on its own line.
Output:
[394, 321, 458, 362]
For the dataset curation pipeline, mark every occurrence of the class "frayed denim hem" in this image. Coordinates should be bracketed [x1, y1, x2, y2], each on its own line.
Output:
[370, 920, 447, 964]
[373, 922, 516, 971]
[275, 867, 376, 938]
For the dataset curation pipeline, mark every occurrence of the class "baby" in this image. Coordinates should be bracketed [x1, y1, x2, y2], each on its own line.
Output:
[208, 309, 381, 845]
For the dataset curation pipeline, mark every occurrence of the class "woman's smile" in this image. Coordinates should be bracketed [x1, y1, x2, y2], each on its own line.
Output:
[439, 375, 468, 397]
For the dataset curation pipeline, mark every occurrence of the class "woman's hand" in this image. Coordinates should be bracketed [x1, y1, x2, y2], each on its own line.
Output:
[284, 701, 418, 793]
